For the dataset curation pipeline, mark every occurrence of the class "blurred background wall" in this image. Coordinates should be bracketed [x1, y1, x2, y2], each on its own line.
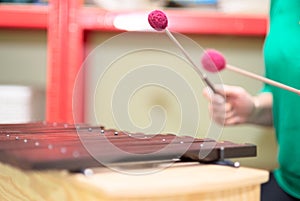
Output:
[0, 29, 277, 170]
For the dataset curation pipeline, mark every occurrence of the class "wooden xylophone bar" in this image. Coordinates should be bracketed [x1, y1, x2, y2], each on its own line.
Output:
[0, 122, 256, 171]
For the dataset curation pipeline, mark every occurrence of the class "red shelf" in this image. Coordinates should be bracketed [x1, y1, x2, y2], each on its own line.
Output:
[0, 4, 48, 29]
[166, 10, 268, 35]
[0, 4, 268, 35]
[79, 7, 268, 35]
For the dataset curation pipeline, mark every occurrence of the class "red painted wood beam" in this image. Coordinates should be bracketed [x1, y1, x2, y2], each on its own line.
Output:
[79, 7, 268, 36]
[0, 4, 48, 29]
[46, 0, 84, 123]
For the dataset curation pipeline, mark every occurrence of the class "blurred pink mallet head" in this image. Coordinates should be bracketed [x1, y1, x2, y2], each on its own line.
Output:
[148, 10, 168, 31]
[201, 49, 226, 72]
[201, 49, 300, 95]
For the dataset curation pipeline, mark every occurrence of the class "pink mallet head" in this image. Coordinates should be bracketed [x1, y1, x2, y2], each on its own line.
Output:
[148, 10, 168, 31]
[201, 49, 226, 72]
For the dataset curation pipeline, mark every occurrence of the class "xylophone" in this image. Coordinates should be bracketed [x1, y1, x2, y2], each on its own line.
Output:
[0, 122, 256, 171]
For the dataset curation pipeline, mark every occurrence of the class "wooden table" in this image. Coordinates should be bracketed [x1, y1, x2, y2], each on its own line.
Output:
[0, 162, 268, 201]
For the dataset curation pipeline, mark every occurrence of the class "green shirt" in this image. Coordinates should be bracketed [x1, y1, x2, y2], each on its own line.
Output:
[263, 0, 300, 198]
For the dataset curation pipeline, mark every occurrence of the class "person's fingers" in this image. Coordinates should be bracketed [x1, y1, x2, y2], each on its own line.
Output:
[224, 115, 242, 125]
[221, 85, 242, 96]
[203, 85, 227, 101]
[225, 108, 235, 119]
[202, 87, 214, 100]
[211, 95, 232, 114]
[211, 106, 235, 124]
[204, 85, 255, 125]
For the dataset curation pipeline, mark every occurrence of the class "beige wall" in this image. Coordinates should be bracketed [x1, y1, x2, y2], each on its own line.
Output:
[0, 29, 47, 121]
[0, 29, 47, 87]
[0, 29, 278, 170]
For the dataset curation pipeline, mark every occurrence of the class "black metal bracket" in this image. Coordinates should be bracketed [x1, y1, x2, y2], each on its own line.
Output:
[212, 146, 240, 168]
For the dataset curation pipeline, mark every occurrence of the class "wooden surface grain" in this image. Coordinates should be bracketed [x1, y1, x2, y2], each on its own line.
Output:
[0, 162, 268, 201]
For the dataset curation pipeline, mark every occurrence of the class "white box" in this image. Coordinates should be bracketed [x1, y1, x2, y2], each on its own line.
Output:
[0, 85, 45, 123]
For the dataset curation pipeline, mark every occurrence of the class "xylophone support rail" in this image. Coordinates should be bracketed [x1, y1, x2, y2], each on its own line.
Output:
[211, 146, 240, 168]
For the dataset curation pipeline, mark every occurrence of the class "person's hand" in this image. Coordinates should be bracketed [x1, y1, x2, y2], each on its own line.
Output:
[203, 85, 256, 125]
